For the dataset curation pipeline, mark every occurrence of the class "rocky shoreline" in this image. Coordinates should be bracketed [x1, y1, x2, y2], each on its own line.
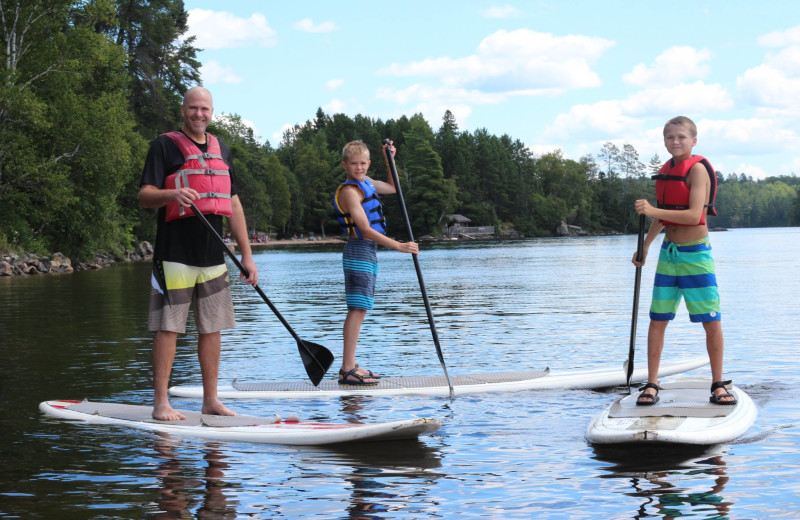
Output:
[1, 242, 154, 277]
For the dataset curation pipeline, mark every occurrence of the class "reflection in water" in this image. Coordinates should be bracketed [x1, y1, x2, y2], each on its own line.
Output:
[303, 433, 443, 519]
[630, 455, 731, 520]
[152, 436, 239, 519]
[594, 445, 732, 519]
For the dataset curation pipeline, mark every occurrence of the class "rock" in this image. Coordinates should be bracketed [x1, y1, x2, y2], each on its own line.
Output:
[0, 261, 12, 276]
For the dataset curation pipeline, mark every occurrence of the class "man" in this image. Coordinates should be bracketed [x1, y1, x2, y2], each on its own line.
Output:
[139, 86, 257, 421]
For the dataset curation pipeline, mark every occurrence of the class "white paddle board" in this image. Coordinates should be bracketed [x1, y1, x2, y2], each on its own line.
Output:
[586, 380, 757, 445]
[40, 400, 441, 445]
[169, 357, 709, 399]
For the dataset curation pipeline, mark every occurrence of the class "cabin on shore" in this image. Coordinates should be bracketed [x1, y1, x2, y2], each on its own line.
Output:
[445, 214, 495, 239]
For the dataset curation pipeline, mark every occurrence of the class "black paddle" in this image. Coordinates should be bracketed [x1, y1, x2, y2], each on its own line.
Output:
[625, 214, 647, 392]
[382, 139, 455, 400]
[189, 202, 333, 386]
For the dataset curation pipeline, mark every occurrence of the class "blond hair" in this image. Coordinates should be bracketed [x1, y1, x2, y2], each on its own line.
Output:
[664, 116, 697, 137]
[342, 140, 370, 162]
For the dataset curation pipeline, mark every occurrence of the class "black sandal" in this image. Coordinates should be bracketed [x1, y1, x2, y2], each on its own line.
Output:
[338, 367, 379, 386]
[709, 380, 738, 405]
[353, 363, 380, 379]
[636, 382, 661, 406]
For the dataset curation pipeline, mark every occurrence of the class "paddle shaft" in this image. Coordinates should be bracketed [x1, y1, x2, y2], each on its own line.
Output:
[382, 140, 455, 400]
[626, 214, 646, 391]
[188, 203, 332, 378]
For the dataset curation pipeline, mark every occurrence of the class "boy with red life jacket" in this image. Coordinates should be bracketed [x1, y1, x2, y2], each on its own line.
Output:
[139, 87, 258, 421]
[632, 116, 736, 406]
[332, 140, 419, 385]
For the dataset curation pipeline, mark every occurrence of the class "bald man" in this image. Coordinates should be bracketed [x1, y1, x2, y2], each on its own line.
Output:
[139, 87, 258, 421]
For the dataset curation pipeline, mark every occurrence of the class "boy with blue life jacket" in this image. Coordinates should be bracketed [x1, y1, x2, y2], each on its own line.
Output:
[332, 140, 419, 385]
[632, 116, 736, 406]
[139, 87, 258, 421]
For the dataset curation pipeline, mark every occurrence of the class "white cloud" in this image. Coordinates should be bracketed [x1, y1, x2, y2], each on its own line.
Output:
[294, 18, 338, 33]
[200, 60, 243, 84]
[737, 61, 800, 108]
[186, 9, 277, 49]
[271, 123, 296, 147]
[378, 29, 614, 93]
[622, 81, 733, 115]
[545, 82, 733, 141]
[699, 117, 800, 156]
[325, 79, 345, 91]
[732, 162, 769, 179]
[323, 98, 347, 114]
[758, 24, 800, 47]
[481, 5, 522, 18]
[546, 101, 641, 140]
[623, 46, 712, 87]
[376, 84, 509, 105]
[527, 144, 564, 158]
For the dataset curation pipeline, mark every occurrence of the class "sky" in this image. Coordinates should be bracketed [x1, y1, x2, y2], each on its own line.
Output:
[182, 1, 800, 180]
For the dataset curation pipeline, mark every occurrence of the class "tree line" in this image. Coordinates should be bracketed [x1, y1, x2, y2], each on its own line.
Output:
[2, 0, 798, 261]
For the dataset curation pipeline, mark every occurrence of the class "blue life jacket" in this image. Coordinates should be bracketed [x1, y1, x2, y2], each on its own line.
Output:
[333, 179, 387, 238]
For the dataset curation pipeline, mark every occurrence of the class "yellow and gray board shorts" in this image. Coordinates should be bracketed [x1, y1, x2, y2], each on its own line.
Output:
[148, 261, 235, 334]
[650, 237, 721, 323]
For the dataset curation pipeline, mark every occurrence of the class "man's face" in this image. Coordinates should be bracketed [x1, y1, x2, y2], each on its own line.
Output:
[181, 91, 213, 139]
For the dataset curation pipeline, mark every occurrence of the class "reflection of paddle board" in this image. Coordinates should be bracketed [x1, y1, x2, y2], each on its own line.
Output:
[39, 400, 441, 445]
[586, 380, 757, 445]
[169, 357, 709, 399]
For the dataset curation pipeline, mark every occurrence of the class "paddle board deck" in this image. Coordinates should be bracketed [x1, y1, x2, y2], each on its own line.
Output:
[169, 357, 709, 399]
[40, 400, 441, 445]
[586, 380, 757, 445]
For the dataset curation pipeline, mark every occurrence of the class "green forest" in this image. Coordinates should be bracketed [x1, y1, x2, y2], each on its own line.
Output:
[2, 1, 799, 261]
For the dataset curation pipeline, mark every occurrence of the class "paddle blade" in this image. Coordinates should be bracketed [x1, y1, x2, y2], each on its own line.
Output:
[298, 340, 334, 386]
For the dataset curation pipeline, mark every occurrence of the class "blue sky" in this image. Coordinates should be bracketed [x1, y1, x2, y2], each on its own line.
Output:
[183, 1, 800, 180]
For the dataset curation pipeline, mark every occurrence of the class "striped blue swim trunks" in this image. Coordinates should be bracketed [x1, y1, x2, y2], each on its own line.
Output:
[650, 237, 721, 323]
[343, 238, 378, 310]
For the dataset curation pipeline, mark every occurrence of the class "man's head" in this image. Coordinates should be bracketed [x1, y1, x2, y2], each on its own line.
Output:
[181, 87, 214, 142]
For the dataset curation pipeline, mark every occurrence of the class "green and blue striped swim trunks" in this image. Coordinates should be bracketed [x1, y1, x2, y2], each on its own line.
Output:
[343, 238, 378, 310]
[650, 237, 721, 323]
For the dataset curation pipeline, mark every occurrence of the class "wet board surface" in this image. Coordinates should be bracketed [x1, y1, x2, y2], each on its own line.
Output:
[586, 380, 757, 445]
[39, 400, 441, 445]
[169, 357, 709, 399]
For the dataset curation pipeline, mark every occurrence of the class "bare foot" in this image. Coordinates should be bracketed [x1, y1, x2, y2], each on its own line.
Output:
[152, 403, 187, 421]
[202, 400, 237, 416]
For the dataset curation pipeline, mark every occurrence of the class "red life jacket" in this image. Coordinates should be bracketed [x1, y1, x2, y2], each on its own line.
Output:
[652, 155, 717, 226]
[163, 131, 233, 222]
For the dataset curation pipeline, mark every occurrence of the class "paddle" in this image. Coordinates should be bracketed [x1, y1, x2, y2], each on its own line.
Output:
[625, 214, 647, 392]
[382, 139, 455, 400]
[189, 202, 334, 386]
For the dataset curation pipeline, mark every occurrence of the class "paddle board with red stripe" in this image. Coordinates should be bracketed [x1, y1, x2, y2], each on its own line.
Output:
[40, 400, 441, 445]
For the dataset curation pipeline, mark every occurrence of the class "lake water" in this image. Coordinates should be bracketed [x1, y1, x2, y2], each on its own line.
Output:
[1, 227, 798, 519]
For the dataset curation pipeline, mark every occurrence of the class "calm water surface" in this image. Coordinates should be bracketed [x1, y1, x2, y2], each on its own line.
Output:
[1, 228, 798, 519]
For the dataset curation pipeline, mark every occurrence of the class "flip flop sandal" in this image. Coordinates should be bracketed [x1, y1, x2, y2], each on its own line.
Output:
[338, 367, 379, 386]
[709, 380, 738, 405]
[636, 382, 662, 406]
